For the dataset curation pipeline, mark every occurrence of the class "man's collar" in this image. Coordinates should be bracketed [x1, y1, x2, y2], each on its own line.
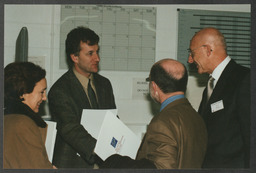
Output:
[211, 56, 231, 81]
[160, 94, 185, 112]
[73, 67, 94, 89]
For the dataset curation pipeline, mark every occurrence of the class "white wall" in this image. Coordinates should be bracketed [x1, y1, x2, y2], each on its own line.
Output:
[4, 4, 250, 138]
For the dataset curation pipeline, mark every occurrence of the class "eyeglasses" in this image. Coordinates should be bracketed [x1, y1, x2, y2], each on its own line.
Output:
[187, 45, 207, 57]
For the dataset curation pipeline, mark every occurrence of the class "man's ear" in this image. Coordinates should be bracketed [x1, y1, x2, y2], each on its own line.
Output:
[70, 54, 78, 63]
[206, 45, 213, 56]
[152, 81, 158, 92]
[20, 94, 26, 101]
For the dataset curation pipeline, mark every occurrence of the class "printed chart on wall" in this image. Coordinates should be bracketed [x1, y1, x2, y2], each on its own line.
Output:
[60, 5, 156, 71]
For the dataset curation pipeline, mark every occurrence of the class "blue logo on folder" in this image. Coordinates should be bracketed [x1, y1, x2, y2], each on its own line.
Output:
[111, 137, 118, 148]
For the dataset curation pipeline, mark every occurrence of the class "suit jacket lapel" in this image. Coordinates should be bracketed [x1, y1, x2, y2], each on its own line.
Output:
[199, 88, 208, 120]
[68, 69, 91, 108]
[93, 73, 104, 108]
[208, 60, 236, 104]
[200, 60, 237, 118]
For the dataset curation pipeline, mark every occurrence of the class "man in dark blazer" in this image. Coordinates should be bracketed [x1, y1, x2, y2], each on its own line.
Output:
[48, 27, 116, 168]
[188, 27, 250, 168]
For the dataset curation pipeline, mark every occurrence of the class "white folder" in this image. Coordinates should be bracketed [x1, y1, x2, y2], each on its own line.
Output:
[45, 120, 57, 162]
[80, 109, 141, 160]
[80, 109, 118, 139]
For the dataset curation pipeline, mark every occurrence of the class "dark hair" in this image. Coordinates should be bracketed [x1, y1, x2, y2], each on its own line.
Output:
[66, 26, 100, 68]
[4, 62, 46, 103]
[150, 62, 188, 93]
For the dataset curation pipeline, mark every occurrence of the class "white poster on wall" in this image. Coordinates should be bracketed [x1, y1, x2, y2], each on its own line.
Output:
[132, 78, 149, 100]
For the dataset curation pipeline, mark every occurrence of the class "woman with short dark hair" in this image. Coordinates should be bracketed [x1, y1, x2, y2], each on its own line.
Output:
[4, 62, 56, 169]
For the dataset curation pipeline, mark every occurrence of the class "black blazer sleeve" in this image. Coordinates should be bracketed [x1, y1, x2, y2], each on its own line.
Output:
[236, 72, 250, 168]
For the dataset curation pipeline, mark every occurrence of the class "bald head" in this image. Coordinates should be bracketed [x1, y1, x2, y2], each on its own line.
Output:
[191, 27, 227, 53]
[158, 59, 185, 80]
[149, 58, 188, 93]
[188, 27, 228, 74]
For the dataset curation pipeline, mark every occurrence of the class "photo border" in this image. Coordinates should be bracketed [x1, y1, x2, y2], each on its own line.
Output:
[0, 0, 255, 173]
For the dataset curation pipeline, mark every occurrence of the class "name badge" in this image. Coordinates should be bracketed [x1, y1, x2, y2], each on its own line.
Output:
[211, 100, 224, 113]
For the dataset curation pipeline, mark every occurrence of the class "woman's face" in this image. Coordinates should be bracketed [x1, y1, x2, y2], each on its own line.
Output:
[22, 78, 47, 113]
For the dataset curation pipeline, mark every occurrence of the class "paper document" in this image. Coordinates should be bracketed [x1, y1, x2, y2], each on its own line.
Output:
[81, 109, 118, 139]
[45, 120, 57, 162]
[80, 109, 141, 160]
[95, 112, 141, 160]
